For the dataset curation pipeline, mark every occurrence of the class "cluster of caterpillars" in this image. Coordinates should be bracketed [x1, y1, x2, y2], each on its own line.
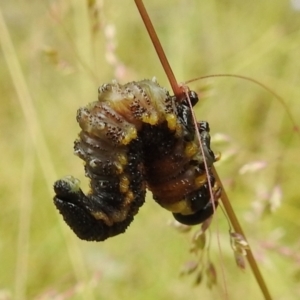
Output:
[53, 78, 220, 241]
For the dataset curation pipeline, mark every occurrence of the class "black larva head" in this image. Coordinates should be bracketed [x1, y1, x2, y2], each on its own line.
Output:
[180, 90, 199, 107]
[188, 90, 199, 107]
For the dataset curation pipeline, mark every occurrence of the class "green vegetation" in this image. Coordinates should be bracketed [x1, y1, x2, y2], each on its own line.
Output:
[0, 0, 299, 299]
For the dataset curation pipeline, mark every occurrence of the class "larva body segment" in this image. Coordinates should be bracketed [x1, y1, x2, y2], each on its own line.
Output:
[54, 79, 219, 241]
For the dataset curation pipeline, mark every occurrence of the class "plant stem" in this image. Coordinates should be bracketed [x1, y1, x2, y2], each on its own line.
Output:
[212, 166, 272, 300]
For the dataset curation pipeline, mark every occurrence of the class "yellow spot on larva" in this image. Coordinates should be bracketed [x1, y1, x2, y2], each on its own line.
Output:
[165, 114, 177, 130]
[117, 154, 128, 166]
[214, 152, 221, 162]
[174, 124, 182, 137]
[142, 113, 158, 125]
[91, 211, 113, 226]
[194, 174, 207, 188]
[119, 175, 130, 193]
[124, 190, 134, 204]
[114, 154, 128, 174]
[160, 199, 192, 214]
[114, 162, 123, 174]
[185, 142, 198, 157]
[122, 127, 137, 145]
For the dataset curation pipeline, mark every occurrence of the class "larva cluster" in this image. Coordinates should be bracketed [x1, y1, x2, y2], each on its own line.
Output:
[53, 78, 220, 241]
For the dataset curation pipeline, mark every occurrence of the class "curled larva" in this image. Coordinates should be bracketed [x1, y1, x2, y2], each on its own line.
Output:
[53, 78, 220, 241]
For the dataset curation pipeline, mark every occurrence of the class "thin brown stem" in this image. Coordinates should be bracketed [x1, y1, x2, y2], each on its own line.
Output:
[212, 166, 272, 300]
[134, 0, 182, 97]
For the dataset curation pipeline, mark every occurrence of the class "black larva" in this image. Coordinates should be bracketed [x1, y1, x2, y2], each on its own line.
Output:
[53, 78, 220, 241]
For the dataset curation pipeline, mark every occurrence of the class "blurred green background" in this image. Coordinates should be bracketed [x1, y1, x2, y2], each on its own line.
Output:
[0, 0, 300, 299]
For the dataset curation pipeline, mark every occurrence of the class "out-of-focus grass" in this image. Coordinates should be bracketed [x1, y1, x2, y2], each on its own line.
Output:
[0, 0, 299, 299]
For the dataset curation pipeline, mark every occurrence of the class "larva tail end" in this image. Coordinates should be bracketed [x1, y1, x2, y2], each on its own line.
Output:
[53, 177, 132, 241]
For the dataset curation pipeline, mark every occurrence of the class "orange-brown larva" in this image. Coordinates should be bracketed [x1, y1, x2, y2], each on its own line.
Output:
[53, 78, 220, 241]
